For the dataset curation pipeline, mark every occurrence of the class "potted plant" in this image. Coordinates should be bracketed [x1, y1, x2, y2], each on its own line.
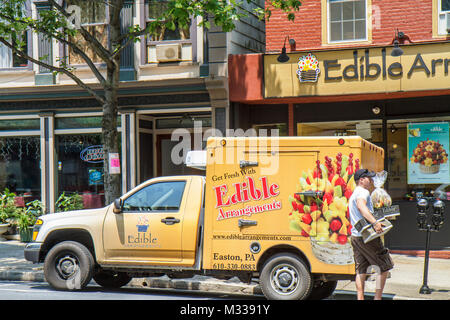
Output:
[0, 188, 19, 240]
[0, 210, 10, 241]
[55, 192, 83, 212]
[17, 200, 44, 243]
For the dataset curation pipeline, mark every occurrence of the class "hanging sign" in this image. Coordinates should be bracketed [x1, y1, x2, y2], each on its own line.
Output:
[407, 122, 450, 184]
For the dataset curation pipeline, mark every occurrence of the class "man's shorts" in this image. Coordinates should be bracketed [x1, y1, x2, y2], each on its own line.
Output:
[351, 236, 394, 275]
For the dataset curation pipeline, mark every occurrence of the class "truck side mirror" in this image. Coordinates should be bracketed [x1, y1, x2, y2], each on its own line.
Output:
[113, 198, 123, 214]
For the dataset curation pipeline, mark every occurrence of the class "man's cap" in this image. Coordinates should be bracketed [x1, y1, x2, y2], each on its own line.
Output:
[354, 168, 376, 181]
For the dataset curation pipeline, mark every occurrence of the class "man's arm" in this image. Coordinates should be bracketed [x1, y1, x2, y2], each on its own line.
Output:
[356, 198, 384, 233]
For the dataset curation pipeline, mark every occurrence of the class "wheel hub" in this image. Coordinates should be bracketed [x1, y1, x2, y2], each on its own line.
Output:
[56, 255, 78, 279]
[271, 265, 299, 295]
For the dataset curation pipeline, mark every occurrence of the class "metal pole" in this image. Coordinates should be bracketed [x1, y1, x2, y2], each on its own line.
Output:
[419, 225, 432, 294]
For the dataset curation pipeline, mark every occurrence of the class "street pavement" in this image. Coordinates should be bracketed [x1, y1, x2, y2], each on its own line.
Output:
[0, 240, 449, 300]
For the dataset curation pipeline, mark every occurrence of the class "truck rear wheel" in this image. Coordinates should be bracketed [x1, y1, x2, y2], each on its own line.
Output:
[93, 271, 132, 289]
[44, 241, 94, 291]
[260, 253, 312, 300]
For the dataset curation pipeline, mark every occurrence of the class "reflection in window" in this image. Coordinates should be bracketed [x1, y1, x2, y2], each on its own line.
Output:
[146, 0, 190, 41]
[0, 31, 28, 68]
[123, 181, 186, 212]
[66, 0, 108, 64]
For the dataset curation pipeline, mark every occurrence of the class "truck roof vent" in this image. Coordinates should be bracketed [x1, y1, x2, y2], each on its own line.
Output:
[185, 150, 206, 170]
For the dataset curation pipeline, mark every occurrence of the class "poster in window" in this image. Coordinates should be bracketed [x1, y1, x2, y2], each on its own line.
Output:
[407, 122, 449, 184]
[88, 168, 104, 186]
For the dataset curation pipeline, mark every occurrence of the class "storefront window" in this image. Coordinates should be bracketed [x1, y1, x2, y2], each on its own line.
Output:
[55, 116, 121, 130]
[253, 123, 288, 136]
[56, 134, 109, 209]
[297, 120, 383, 146]
[0, 119, 39, 131]
[156, 116, 211, 129]
[0, 136, 41, 202]
[387, 118, 450, 201]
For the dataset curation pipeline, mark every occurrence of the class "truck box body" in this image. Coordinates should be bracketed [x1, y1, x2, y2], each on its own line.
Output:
[202, 136, 384, 275]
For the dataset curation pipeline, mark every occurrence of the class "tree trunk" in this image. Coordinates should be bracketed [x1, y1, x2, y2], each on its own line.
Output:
[102, 0, 124, 205]
[102, 83, 121, 205]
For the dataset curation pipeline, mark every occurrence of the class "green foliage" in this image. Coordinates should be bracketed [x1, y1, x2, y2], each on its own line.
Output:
[0, 189, 44, 230]
[0, 188, 20, 224]
[55, 192, 84, 213]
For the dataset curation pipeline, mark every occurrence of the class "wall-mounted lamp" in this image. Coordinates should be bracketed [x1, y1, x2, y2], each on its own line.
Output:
[277, 36, 295, 63]
[391, 29, 413, 57]
[390, 124, 398, 134]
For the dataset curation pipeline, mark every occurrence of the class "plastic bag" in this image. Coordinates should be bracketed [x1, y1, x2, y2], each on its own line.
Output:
[371, 171, 392, 208]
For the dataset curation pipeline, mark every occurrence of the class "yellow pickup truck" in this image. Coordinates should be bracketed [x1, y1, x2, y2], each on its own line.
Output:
[25, 136, 384, 300]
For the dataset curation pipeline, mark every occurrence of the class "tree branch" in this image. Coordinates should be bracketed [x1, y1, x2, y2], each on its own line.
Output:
[0, 37, 106, 105]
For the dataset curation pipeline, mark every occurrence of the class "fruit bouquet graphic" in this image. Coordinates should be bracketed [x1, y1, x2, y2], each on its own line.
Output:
[288, 153, 359, 265]
[296, 53, 320, 83]
[410, 139, 448, 174]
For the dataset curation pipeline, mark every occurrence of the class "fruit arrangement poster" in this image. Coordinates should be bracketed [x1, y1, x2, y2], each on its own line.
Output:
[408, 122, 449, 184]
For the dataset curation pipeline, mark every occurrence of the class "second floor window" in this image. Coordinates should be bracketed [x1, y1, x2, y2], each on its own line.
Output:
[65, 0, 108, 64]
[0, 33, 28, 69]
[438, 0, 450, 35]
[328, 0, 367, 43]
[146, 0, 190, 41]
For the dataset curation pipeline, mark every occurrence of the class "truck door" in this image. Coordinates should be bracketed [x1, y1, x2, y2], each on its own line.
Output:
[102, 179, 188, 264]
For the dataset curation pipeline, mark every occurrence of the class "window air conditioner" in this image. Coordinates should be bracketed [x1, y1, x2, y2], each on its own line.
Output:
[156, 43, 182, 62]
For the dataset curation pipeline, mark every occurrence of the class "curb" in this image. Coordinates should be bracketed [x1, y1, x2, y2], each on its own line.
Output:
[391, 250, 450, 259]
[0, 270, 45, 282]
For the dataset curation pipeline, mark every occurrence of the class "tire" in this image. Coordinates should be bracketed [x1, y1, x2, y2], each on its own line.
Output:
[44, 241, 94, 291]
[93, 271, 132, 289]
[307, 280, 338, 300]
[260, 253, 313, 300]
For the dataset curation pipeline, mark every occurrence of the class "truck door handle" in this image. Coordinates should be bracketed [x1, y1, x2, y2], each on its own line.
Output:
[295, 191, 323, 198]
[240, 160, 258, 168]
[161, 217, 180, 225]
[238, 219, 257, 227]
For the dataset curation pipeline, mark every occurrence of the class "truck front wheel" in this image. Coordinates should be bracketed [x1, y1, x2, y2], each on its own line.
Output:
[44, 241, 94, 291]
[260, 253, 312, 300]
[93, 271, 132, 289]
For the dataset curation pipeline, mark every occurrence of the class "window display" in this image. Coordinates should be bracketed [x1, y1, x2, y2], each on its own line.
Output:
[56, 134, 107, 209]
[0, 136, 41, 202]
[387, 118, 450, 201]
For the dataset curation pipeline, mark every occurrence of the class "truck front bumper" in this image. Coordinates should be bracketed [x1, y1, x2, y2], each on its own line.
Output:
[24, 242, 43, 263]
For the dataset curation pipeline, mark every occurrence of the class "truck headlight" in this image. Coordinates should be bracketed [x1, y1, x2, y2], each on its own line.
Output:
[32, 219, 43, 241]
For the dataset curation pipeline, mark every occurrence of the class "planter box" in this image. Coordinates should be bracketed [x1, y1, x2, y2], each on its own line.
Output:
[19, 227, 34, 243]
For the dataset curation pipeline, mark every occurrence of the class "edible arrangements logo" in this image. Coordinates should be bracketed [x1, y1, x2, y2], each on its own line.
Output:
[297, 53, 320, 83]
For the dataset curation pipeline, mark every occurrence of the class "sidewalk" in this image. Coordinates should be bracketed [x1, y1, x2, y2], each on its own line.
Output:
[1, 240, 449, 300]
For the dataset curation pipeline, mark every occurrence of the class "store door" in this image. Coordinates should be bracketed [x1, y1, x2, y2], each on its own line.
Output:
[156, 134, 199, 176]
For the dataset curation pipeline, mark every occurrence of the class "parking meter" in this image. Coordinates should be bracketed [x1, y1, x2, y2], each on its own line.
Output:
[431, 199, 445, 231]
[416, 198, 428, 230]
